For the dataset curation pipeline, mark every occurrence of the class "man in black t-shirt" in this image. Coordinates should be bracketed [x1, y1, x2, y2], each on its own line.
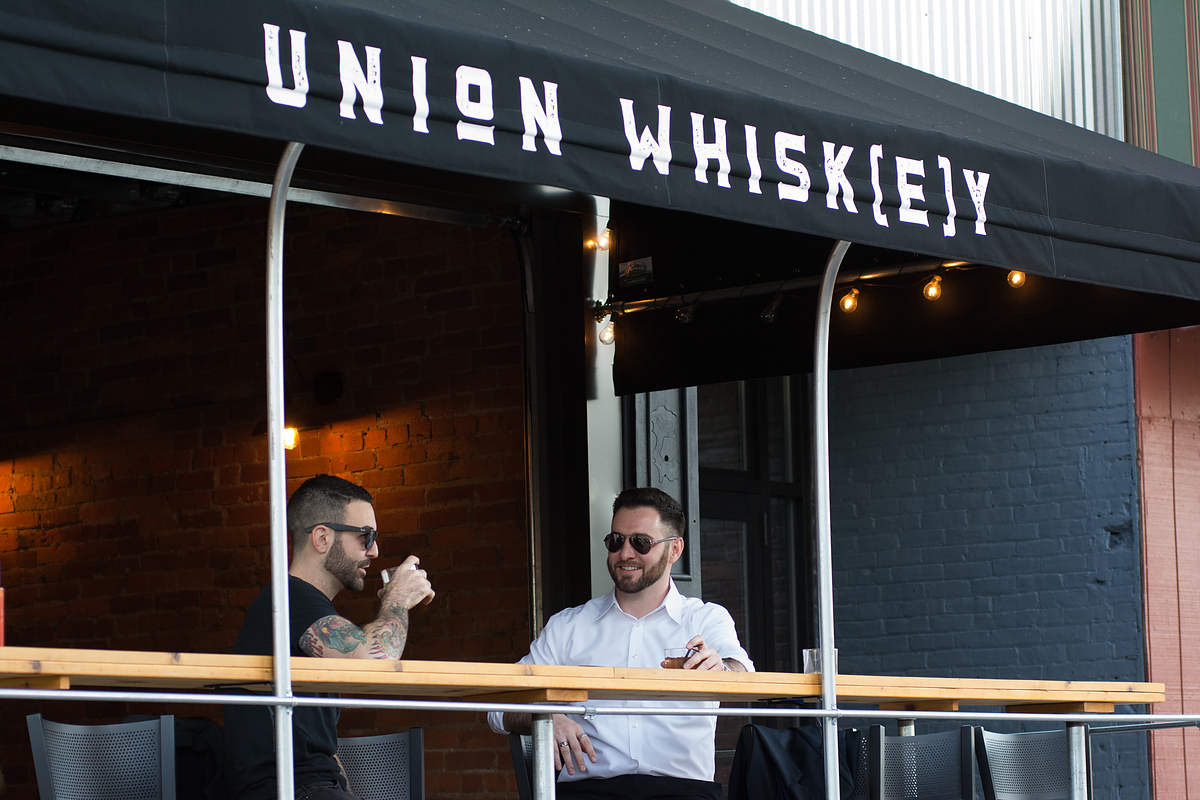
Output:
[225, 474, 435, 800]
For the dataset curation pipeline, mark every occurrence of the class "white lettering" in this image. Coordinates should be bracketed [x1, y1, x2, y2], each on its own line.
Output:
[337, 41, 383, 124]
[774, 132, 810, 203]
[938, 156, 956, 236]
[745, 125, 762, 195]
[963, 169, 991, 235]
[456, 65, 495, 144]
[619, 99, 672, 175]
[264, 24, 308, 108]
[896, 156, 928, 226]
[690, 113, 731, 187]
[869, 144, 888, 227]
[519, 78, 562, 155]
[412, 56, 429, 134]
[823, 142, 856, 213]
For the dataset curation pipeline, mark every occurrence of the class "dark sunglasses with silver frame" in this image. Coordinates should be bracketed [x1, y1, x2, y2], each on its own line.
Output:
[304, 522, 379, 551]
[603, 532, 679, 555]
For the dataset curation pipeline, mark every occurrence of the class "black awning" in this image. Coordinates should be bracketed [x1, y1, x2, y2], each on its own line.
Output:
[2, 0, 1199, 303]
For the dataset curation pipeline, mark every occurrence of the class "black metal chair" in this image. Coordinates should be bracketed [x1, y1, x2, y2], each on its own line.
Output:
[27, 713, 176, 800]
[865, 724, 976, 800]
[508, 732, 534, 800]
[974, 728, 1069, 800]
[336, 728, 424, 800]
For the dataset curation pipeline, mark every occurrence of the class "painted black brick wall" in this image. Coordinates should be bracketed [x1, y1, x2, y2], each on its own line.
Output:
[828, 336, 1148, 799]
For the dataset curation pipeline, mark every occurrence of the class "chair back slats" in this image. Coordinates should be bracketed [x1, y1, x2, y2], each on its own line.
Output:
[975, 728, 1069, 800]
[26, 714, 175, 800]
[863, 724, 975, 800]
[508, 733, 534, 800]
[336, 728, 424, 800]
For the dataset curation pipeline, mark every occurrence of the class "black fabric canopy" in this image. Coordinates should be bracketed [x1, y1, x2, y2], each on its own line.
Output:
[3, 0, 1199, 303]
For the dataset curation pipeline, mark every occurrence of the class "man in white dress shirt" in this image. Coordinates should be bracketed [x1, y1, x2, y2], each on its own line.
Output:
[488, 487, 753, 800]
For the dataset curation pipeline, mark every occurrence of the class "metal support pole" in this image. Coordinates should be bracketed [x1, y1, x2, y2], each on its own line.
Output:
[897, 719, 915, 736]
[267, 141, 305, 800]
[813, 240, 852, 799]
[1066, 722, 1088, 800]
[531, 712, 557, 800]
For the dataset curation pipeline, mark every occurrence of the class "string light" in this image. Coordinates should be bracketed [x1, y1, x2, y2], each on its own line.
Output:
[839, 287, 860, 313]
[923, 275, 943, 301]
[283, 427, 298, 450]
[599, 318, 616, 345]
[1007, 270, 1026, 288]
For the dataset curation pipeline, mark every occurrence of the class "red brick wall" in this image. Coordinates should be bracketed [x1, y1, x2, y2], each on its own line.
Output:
[0, 198, 530, 799]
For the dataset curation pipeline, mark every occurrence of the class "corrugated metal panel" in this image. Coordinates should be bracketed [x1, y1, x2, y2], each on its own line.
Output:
[733, 0, 1123, 138]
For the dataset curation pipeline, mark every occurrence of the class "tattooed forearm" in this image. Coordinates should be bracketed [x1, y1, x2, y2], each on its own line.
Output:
[301, 615, 367, 656]
[367, 608, 410, 660]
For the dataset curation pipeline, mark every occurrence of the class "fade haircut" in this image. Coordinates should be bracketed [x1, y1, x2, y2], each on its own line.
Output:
[612, 487, 685, 539]
[288, 474, 374, 555]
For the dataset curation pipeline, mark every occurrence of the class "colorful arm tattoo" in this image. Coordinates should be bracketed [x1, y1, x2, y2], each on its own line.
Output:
[300, 615, 367, 656]
[367, 608, 410, 659]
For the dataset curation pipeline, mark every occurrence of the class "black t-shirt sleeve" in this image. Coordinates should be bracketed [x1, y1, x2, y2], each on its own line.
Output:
[287, 577, 340, 657]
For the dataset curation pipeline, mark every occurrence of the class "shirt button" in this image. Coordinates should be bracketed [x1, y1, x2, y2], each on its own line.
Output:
[632, 654, 638, 659]
[632, 723, 638, 728]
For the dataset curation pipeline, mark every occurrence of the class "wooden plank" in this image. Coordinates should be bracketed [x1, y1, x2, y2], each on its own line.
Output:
[0, 675, 69, 690]
[877, 700, 958, 712]
[464, 689, 589, 704]
[0, 647, 1166, 705]
[1007, 702, 1114, 714]
[1135, 331, 1173, 419]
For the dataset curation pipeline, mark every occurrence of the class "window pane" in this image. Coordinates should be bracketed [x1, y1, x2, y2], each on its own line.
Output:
[700, 516, 748, 790]
[766, 378, 790, 482]
[771, 497, 796, 672]
[698, 382, 746, 470]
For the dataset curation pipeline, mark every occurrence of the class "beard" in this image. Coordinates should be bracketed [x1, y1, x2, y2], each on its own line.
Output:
[326, 533, 369, 592]
[607, 543, 672, 594]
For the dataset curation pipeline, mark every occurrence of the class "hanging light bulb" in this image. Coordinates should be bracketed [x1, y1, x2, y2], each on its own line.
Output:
[598, 228, 612, 251]
[676, 303, 697, 324]
[839, 287, 860, 313]
[283, 427, 299, 450]
[923, 275, 943, 301]
[599, 318, 616, 345]
[1007, 270, 1026, 288]
[761, 293, 783, 324]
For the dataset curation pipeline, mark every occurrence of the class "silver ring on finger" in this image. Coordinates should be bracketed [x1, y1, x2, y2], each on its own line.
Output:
[578, 733, 589, 739]
[559, 741, 569, 748]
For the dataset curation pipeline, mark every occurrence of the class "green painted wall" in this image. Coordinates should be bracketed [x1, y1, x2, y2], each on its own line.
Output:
[1150, 0, 1195, 163]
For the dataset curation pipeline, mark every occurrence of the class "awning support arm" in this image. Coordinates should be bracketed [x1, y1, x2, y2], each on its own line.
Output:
[267, 141, 305, 800]
[813, 240, 851, 798]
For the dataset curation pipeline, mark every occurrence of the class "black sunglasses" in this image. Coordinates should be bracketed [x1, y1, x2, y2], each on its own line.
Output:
[603, 532, 679, 555]
[304, 522, 379, 551]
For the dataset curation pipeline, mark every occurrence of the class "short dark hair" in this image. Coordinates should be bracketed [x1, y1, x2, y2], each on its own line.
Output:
[612, 487, 685, 538]
[288, 474, 374, 554]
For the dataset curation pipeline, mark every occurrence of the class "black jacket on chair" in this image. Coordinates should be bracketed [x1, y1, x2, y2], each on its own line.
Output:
[727, 724, 862, 800]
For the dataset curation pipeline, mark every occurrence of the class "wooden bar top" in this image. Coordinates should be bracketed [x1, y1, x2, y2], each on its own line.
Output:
[0, 646, 1165, 712]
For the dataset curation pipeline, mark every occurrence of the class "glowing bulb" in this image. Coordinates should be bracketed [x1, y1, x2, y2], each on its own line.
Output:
[599, 318, 616, 345]
[923, 275, 943, 301]
[598, 228, 612, 251]
[1007, 270, 1026, 288]
[283, 427, 298, 450]
[839, 287, 859, 313]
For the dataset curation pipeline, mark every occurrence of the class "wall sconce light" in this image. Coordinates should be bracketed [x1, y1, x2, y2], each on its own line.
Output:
[839, 287, 860, 313]
[1007, 270, 1026, 288]
[923, 275, 943, 301]
[252, 365, 346, 443]
[587, 228, 613, 251]
[761, 293, 783, 324]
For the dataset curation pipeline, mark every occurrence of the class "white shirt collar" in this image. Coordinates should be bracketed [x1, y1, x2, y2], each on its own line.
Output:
[595, 578, 683, 623]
